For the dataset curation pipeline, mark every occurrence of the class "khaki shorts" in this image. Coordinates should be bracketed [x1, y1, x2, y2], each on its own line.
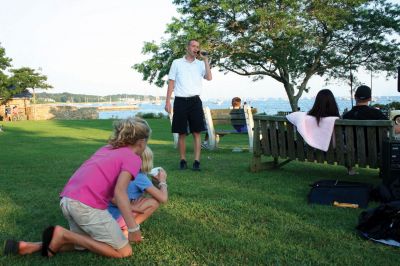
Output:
[60, 197, 128, 250]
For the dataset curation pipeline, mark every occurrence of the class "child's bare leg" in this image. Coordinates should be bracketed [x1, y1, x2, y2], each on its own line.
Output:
[132, 198, 160, 224]
[117, 198, 160, 235]
[47, 225, 132, 258]
[122, 229, 128, 239]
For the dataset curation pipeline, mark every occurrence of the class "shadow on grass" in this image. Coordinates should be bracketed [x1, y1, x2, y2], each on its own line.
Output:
[1, 119, 398, 265]
[51, 119, 114, 131]
[0, 120, 173, 240]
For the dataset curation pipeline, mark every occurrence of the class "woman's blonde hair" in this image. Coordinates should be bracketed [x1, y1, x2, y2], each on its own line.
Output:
[109, 117, 151, 148]
[140, 146, 154, 173]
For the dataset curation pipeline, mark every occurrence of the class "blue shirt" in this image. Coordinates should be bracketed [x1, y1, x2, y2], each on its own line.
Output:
[107, 172, 153, 220]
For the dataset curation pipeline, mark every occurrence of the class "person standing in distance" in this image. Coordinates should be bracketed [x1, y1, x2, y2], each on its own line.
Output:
[165, 39, 212, 171]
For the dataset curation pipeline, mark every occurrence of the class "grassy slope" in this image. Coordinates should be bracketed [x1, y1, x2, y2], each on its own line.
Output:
[0, 119, 398, 266]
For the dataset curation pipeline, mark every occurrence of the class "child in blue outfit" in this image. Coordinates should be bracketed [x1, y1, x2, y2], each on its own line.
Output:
[231, 97, 248, 133]
[108, 146, 168, 237]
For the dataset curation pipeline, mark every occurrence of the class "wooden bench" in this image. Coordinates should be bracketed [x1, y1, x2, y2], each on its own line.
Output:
[250, 115, 394, 172]
[203, 104, 256, 151]
[276, 111, 292, 116]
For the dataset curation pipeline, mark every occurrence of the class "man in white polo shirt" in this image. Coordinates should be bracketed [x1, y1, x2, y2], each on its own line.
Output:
[165, 39, 212, 171]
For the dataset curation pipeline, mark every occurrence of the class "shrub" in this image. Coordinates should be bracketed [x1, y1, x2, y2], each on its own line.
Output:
[135, 112, 167, 119]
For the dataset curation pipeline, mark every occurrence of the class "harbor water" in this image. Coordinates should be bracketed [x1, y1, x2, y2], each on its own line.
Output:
[96, 96, 400, 119]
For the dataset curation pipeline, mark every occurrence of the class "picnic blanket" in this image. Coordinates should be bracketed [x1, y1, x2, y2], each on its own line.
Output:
[286, 112, 339, 152]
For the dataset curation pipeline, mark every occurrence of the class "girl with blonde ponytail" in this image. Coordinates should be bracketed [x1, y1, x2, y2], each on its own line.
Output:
[6, 117, 152, 259]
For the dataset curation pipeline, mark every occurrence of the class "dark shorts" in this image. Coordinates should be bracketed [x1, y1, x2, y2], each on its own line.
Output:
[233, 125, 248, 133]
[172, 96, 206, 134]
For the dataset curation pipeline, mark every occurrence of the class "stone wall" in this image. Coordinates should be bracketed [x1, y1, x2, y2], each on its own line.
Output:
[0, 98, 30, 120]
[27, 105, 99, 120]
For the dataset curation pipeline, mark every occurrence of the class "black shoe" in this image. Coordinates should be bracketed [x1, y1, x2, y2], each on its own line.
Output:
[192, 160, 201, 171]
[180, 159, 188, 170]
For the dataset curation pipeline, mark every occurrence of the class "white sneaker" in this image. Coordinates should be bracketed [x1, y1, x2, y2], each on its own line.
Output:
[201, 142, 209, 149]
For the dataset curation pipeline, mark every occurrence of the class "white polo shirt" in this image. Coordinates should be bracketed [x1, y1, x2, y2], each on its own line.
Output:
[168, 57, 206, 97]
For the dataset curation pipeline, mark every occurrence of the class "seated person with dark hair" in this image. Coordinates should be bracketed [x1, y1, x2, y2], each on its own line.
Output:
[231, 97, 241, 109]
[343, 85, 400, 175]
[202, 97, 248, 149]
[343, 85, 387, 120]
[231, 97, 247, 133]
[343, 85, 399, 133]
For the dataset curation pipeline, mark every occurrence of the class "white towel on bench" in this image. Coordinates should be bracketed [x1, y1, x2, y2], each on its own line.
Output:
[286, 112, 339, 152]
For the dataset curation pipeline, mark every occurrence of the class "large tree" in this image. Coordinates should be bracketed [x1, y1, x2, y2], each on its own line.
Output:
[8, 67, 52, 102]
[0, 45, 12, 103]
[0, 45, 52, 105]
[134, 0, 400, 110]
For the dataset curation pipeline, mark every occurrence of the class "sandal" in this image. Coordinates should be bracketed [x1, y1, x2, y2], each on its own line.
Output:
[3, 239, 19, 255]
[41, 226, 57, 257]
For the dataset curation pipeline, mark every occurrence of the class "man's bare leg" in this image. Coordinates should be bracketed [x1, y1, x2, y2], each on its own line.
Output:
[193, 132, 201, 161]
[178, 133, 186, 161]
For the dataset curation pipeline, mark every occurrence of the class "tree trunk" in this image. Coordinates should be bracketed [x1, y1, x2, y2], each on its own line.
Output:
[283, 83, 299, 111]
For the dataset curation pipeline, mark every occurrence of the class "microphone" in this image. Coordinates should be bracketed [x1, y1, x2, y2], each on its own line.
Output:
[197, 51, 208, 56]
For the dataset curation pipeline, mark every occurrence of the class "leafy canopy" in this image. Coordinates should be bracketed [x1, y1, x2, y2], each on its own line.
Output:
[134, 0, 400, 110]
[0, 44, 52, 104]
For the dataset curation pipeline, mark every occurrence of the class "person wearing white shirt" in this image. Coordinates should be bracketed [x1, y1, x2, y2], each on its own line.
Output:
[165, 39, 212, 171]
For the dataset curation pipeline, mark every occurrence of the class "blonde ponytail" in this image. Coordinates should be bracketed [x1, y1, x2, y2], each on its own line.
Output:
[109, 117, 151, 148]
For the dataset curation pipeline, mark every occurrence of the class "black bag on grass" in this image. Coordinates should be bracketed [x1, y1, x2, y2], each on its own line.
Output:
[356, 201, 400, 247]
[369, 173, 400, 203]
[308, 180, 373, 208]
[378, 175, 400, 202]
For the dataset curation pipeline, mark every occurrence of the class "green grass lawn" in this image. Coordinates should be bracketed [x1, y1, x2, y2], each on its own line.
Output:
[0, 118, 398, 265]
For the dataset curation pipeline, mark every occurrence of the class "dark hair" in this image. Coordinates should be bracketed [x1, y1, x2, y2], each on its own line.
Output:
[231, 97, 241, 107]
[354, 85, 372, 101]
[308, 89, 339, 125]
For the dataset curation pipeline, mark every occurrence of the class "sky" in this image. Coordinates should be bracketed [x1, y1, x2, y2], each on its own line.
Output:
[0, 0, 399, 101]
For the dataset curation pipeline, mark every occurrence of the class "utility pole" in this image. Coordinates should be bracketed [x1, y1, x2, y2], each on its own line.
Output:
[348, 44, 354, 108]
[33, 87, 36, 120]
[370, 69, 373, 99]
[350, 61, 353, 108]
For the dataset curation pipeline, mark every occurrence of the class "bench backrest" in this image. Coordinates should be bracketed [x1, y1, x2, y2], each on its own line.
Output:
[253, 115, 394, 168]
[209, 108, 258, 126]
[204, 105, 257, 151]
[276, 111, 292, 116]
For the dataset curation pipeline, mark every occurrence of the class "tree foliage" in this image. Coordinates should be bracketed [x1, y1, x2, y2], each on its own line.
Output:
[134, 0, 400, 110]
[373, 101, 400, 110]
[0, 44, 52, 105]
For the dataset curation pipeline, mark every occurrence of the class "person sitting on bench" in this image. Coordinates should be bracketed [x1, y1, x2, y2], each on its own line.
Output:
[286, 89, 340, 152]
[202, 97, 248, 148]
[343, 85, 400, 174]
[231, 97, 247, 133]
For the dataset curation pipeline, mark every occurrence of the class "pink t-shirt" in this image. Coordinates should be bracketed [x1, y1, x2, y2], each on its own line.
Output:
[60, 145, 141, 209]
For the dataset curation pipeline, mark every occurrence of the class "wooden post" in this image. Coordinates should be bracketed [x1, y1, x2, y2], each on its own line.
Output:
[168, 111, 178, 148]
[203, 106, 217, 149]
[244, 104, 254, 153]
